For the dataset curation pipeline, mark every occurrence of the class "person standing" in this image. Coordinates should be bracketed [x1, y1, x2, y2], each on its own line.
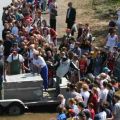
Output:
[56, 106, 67, 120]
[32, 51, 48, 91]
[112, 93, 120, 120]
[6, 50, 24, 75]
[66, 2, 76, 30]
[49, 0, 57, 31]
[106, 30, 118, 52]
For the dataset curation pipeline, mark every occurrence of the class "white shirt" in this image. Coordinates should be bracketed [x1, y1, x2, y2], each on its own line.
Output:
[7, 54, 24, 63]
[69, 43, 75, 50]
[25, 25, 33, 33]
[113, 101, 120, 120]
[59, 99, 66, 108]
[100, 88, 109, 102]
[29, 49, 35, 59]
[67, 8, 71, 18]
[43, 34, 52, 43]
[98, 111, 107, 120]
[100, 79, 108, 89]
[106, 34, 118, 51]
[117, 10, 120, 25]
[33, 56, 46, 68]
[81, 90, 90, 107]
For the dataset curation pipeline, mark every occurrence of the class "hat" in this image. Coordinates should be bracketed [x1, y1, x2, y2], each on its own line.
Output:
[103, 67, 111, 73]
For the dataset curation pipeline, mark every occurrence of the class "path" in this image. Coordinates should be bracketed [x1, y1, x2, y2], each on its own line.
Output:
[56, 0, 108, 46]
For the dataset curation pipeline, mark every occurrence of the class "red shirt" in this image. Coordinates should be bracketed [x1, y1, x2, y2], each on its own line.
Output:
[89, 109, 95, 120]
[89, 94, 98, 113]
[50, 28, 57, 38]
[79, 59, 87, 72]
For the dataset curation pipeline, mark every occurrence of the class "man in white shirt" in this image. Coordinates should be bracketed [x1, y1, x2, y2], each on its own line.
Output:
[32, 51, 48, 91]
[100, 81, 109, 103]
[7, 50, 24, 75]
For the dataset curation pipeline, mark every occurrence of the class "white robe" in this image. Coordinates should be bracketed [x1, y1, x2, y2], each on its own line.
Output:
[56, 59, 70, 77]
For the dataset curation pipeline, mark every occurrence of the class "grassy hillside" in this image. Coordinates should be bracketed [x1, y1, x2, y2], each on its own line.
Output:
[56, 0, 120, 46]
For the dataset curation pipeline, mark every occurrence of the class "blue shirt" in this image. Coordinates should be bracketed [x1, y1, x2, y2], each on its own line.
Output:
[57, 113, 66, 120]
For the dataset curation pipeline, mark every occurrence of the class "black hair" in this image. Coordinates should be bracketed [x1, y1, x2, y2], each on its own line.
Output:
[103, 81, 108, 88]
[69, 84, 76, 90]
[107, 83, 113, 90]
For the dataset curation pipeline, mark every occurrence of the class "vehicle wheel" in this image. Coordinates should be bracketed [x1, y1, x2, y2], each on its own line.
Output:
[8, 103, 24, 115]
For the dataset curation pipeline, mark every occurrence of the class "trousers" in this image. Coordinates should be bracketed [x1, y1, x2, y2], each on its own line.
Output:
[40, 65, 48, 90]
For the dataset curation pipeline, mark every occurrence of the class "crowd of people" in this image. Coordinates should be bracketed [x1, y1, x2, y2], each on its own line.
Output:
[1, 0, 120, 119]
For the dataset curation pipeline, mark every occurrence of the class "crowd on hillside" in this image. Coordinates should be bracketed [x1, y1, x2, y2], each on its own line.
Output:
[1, 0, 120, 119]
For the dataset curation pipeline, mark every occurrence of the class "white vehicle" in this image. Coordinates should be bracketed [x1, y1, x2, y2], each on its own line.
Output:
[0, 73, 69, 115]
[0, 99, 27, 115]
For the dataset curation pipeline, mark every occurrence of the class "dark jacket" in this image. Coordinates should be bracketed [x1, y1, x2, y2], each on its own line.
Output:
[66, 7, 76, 23]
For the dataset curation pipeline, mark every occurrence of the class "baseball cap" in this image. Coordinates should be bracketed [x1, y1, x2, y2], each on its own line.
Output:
[103, 67, 111, 73]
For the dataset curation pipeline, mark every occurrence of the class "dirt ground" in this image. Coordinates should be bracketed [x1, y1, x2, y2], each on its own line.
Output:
[56, 0, 108, 46]
[0, 113, 56, 120]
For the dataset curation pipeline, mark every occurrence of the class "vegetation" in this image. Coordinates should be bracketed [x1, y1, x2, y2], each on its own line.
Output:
[93, 0, 120, 19]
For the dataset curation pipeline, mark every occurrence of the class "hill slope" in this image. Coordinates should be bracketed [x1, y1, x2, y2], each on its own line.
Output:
[56, 0, 120, 46]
